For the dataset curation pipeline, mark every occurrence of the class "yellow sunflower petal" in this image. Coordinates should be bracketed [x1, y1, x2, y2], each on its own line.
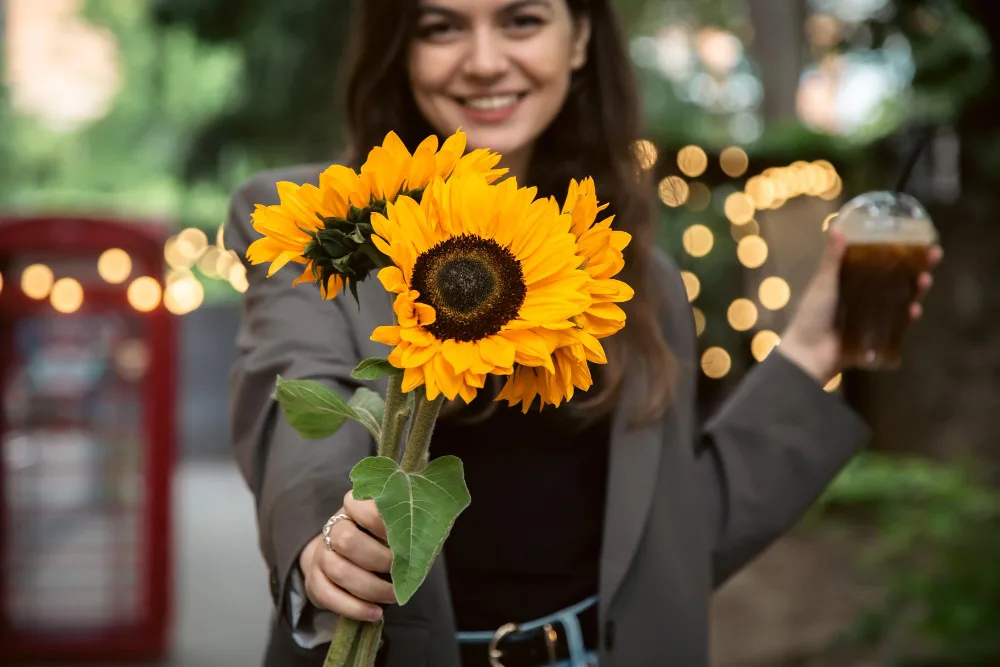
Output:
[378, 266, 408, 293]
[402, 366, 424, 392]
[321, 275, 344, 300]
[372, 325, 402, 345]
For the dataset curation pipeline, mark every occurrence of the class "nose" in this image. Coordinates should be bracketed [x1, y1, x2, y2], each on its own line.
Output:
[462, 26, 509, 81]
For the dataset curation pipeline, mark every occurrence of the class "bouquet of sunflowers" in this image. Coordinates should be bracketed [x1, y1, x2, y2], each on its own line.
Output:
[247, 130, 633, 667]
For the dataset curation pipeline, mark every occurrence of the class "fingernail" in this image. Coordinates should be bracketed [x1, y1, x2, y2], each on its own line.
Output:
[370, 607, 383, 622]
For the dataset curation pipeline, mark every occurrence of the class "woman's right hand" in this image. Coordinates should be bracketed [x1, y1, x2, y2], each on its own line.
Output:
[299, 490, 396, 622]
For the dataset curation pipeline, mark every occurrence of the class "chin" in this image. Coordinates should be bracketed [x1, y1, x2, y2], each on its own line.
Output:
[461, 127, 533, 159]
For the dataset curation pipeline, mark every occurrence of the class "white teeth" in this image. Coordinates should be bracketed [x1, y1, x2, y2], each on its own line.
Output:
[465, 94, 519, 110]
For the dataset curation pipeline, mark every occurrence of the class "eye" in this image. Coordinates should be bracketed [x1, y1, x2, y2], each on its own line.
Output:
[416, 20, 457, 41]
[506, 13, 546, 33]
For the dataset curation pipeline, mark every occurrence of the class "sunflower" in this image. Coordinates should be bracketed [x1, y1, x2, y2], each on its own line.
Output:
[246, 165, 369, 297]
[369, 175, 593, 403]
[497, 178, 634, 412]
[246, 130, 507, 300]
[359, 130, 507, 202]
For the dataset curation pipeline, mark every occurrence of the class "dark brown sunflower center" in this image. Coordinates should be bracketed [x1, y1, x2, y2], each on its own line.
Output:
[410, 234, 526, 342]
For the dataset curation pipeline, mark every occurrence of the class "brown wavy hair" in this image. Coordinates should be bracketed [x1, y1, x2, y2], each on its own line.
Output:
[341, 0, 673, 423]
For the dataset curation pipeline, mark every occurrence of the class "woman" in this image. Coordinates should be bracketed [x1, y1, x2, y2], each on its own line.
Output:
[225, 1, 939, 666]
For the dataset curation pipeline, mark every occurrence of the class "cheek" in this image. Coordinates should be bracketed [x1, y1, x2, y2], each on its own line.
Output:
[518, 43, 575, 110]
[407, 46, 453, 102]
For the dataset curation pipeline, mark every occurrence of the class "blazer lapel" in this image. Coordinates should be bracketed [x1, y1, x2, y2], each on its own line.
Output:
[599, 374, 666, 618]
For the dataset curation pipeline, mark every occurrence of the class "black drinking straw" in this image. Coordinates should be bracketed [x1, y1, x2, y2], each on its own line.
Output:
[894, 125, 936, 195]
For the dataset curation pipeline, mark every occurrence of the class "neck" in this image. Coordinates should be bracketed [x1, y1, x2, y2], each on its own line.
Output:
[498, 145, 533, 185]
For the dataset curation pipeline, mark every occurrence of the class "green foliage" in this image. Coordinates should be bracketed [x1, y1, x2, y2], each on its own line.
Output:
[350, 358, 403, 382]
[350, 455, 472, 606]
[152, 0, 353, 180]
[813, 453, 1000, 665]
[274, 377, 384, 441]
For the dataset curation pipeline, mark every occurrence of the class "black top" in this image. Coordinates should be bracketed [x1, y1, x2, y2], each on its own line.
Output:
[432, 392, 611, 642]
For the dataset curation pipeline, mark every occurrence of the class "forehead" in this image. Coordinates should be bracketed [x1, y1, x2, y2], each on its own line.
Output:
[417, 0, 558, 14]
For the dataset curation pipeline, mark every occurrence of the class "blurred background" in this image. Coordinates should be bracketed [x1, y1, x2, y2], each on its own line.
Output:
[0, 0, 998, 665]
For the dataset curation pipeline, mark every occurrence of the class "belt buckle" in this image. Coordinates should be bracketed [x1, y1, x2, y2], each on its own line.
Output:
[488, 622, 519, 667]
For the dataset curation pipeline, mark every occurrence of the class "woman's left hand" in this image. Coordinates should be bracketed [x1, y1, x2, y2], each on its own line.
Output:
[777, 228, 943, 384]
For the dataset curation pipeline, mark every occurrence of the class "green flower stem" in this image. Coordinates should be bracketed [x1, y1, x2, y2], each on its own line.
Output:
[378, 371, 408, 462]
[324, 617, 362, 667]
[352, 619, 385, 667]
[400, 391, 445, 473]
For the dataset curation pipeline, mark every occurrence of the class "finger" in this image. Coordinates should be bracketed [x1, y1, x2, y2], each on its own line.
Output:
[916, 272, 933, 299]
[813, 227, 847, 286]
[329, 520, 393, 573]
[320, 550, 397, 604]
[344, 491, 388, 540]
[910, 302, 923, 320]
[927, 245, 943, 268]
[305, 570, 383, 622]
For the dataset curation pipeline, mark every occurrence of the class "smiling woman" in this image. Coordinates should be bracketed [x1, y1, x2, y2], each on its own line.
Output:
[223, 0, 935, 666]
[407, 0, 590, 173]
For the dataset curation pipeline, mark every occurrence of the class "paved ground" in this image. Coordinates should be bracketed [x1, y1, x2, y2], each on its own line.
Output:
[11, 459, 272, 667]
[166, 460, 272, 667]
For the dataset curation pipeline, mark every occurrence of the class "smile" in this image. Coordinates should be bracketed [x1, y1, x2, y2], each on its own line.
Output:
[457, 93, 526, 110]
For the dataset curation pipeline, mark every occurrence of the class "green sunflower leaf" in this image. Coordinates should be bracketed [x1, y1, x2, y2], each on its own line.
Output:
[350, 357, 403, 381]
[274, 377, 382, 441]
[347, 388, 385, 439]
[351, 455, 471, 606]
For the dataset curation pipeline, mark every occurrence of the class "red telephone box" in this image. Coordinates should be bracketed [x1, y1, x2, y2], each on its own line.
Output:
[0, 216, 175, 662]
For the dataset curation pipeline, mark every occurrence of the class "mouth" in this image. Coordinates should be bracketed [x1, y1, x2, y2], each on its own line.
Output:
[454, 92, 528, 111]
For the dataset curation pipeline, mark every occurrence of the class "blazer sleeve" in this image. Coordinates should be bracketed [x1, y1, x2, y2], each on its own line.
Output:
[225, 169, 375, 615]
[652, 252, 872, 587]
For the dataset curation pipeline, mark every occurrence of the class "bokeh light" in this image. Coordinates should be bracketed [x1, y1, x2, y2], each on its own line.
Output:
[98, 248, 132, 284]
[701, 347, 732, 379]
[177, 227, 209, 259]
[737, 235, 769, 268]
[164, 275, 205, 315]
[681, 271, 701, 302]
[727, 298, 758, 331]
[759, 276, 791, 310]
[127, 276, 162, 312]
[724, 192, 756, 224]
[692, 307, 706, 336]
[720, 146, 749, 177]
[50, 278, 83, 314]
[197, 247, 223, 278]
[682, 224, 714, 258]
[686, 182, 711, 211]
[677, 145, 709, 177]
[751, 330, 781, 362]
[229, 263, 250, 293]
[216, 249, 239, 279]
[658, 176, 690, 207]
[164, 236, 194, 270]
[820, 175, 843, 200]
[744, 175, 775, 209]
[21, 264, 54, 300]
[731, 219, 761, 241]
[633, 139, 658, 170]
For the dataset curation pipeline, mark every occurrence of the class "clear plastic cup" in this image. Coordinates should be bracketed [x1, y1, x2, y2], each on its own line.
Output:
[831, 191, 938, 369]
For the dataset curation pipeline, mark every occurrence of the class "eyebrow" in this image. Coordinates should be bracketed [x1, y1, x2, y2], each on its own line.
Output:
[418, 0, 552, 18]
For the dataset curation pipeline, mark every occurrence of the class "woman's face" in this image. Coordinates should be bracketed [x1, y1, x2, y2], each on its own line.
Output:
[408, 0, 591, 164]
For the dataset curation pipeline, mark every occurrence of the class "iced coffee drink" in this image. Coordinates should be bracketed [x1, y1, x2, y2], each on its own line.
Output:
[831, 192, 937, 369]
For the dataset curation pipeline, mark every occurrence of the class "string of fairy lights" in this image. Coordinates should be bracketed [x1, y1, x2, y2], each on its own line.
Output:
[633, 139, 843, 392]
[0, 224, 247, 316]
[0, 151, 842, 395]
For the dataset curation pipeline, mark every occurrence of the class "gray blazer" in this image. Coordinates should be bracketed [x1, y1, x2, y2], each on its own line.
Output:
[226, 165, 871, 667]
